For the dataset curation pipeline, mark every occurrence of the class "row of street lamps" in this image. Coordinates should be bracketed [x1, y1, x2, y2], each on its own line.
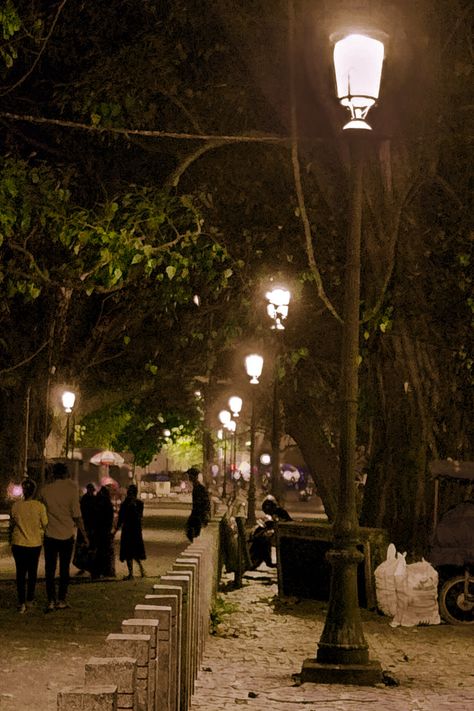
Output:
[215, 286, 291, 520]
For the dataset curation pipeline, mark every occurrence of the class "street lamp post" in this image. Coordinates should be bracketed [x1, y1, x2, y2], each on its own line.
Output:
[61, 390, 76, 459]
[228, 395, 242, 483]
[245, 354, 264, 526]
[226, 419, 237, 487]
[301, 32, 384, 685]
[219, 409, 231, 498]
[266, 287, 291, 501]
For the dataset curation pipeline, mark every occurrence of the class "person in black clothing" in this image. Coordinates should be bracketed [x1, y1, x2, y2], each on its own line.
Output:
[74, 483, 97, 575]
[185, 467, 211, 542]
[249, 496, 292, 569]
[92, 485, 116, 578]
[114, 484, 146, 579]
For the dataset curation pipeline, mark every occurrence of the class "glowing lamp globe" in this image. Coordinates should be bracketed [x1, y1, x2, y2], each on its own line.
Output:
[333, 33, 384, 130]
[61, 390, 76, 413]
[219, 409, 231, 426]
[245, 354, 264, 384]
[229, 396, 243, 418]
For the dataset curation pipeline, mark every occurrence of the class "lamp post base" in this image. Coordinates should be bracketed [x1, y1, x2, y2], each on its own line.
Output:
[301, 658, 383, 686]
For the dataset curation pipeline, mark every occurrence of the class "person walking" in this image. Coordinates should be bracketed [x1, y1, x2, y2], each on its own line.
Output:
[185, 467, 211, 542]
[9, 478, 48, 613]
[114, 484, 146, 580]
[40, 462, 89, 611]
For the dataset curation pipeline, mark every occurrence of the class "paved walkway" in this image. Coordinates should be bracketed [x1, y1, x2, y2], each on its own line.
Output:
[191, 567, 474, 711]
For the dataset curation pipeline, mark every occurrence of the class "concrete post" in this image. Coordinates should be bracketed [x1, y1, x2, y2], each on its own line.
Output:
[121, 619, 159, 711]
[85, 657, 137, 711]
[146, 588, 182, 711]
[134, 604, 173, 711]
[105, 634, 151, 711]
[159, 574, 190, 711]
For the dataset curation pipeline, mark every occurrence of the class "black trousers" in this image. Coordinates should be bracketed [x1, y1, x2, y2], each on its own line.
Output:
[44, 535, 74, 603]
[11, 544, 42, 604]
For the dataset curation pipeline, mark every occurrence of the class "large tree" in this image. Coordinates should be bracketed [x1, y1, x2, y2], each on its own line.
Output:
[0, 1, 471, 554]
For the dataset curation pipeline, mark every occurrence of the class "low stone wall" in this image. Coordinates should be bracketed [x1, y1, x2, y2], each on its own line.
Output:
[57, 518, 221, 711]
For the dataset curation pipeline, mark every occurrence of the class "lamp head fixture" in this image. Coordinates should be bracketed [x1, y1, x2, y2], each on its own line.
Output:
[61, 390, 76, 413]
[332, 33, 385, 131]
[218, 409, 231, 426]
[245, 354, 264, 384]
[265, 288, 291, 330]
[229, 396, 243, 418]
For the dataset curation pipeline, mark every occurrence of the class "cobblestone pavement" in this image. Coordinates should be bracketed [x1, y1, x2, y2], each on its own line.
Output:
[191, 567, 474, 711]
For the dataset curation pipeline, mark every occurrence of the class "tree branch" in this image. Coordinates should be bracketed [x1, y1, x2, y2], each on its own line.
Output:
[287, 0, 342, 324]
[0, 339, 50, 375]
[0, 0, 70, 97]
[0, 110, 289, 144]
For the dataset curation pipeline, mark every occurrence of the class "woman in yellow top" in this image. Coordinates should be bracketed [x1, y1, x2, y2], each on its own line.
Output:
[10, 478, 48, 613]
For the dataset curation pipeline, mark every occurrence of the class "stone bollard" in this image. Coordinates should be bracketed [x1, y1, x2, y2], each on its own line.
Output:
[134, 603, 173, 711]
[57, 685, 117, 710]
[121, 619, 159, 711]
[146, 588, 182, 711]
[159, 573, 191, 711]
[172, 560, 199, 681]
[85, 657, 137, 711]
[105, 634, 151, 711]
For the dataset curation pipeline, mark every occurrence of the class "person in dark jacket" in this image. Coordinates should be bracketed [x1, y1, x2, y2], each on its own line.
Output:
[73, 483, 97, 575]
[249, 496, 292, 569]
[114, 484, 146, 579]
[185, 467, 211, 541]
[92, 485, 116, 578]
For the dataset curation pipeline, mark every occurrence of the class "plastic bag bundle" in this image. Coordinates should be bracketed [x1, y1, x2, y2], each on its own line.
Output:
[390, 558, 440, 627]
[374, 543, 401, 617]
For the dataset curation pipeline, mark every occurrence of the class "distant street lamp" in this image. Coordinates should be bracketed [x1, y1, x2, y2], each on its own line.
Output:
[245, 354, 264, 526]
[229, 395, 243, 418]
[266, 287, 291, 500]
[266, 288, 291, 330]
[219, 409, 231, 497]
[226, 419, 237, 484]
[61, 390, 76, 459]
[301, 30, 385, 686]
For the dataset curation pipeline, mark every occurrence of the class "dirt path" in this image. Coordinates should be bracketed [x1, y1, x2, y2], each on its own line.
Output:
[0, 509, 189, 710]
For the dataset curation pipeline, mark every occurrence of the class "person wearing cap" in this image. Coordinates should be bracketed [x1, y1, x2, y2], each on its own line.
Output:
[185, 467, 211, 541]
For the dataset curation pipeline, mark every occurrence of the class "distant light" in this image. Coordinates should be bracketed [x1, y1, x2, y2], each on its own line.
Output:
[266, 288, 291, 330]
[62, 390, 76, 413]
[260, 453, 271, 465]
[226, 419, 236, 433]
[219, 410, 231, 426]
[193, 294, 201, 306]
[163, 429, 171, 437]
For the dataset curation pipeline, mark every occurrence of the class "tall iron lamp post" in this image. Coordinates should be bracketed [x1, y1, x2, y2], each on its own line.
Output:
[218, 409, 231, 498]
[225, 418, 237, 486]
[229, 396, 242, 480]
[245, 354, 264, 526]
[266, 287, 291, 500]
[61, 390, 76, 459]
[301, 32, 385, 685]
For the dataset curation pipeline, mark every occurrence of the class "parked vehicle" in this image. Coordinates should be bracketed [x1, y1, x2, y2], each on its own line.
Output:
[429, 460, 474, 624]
